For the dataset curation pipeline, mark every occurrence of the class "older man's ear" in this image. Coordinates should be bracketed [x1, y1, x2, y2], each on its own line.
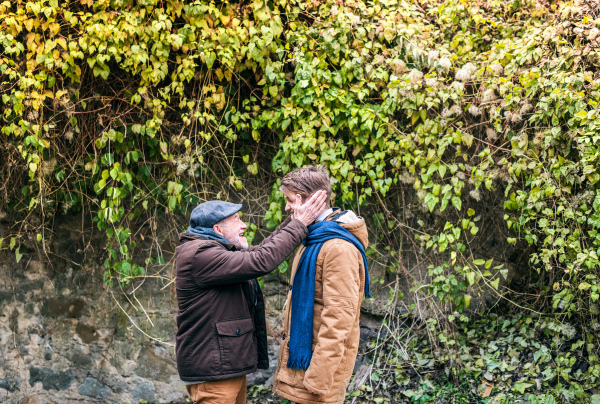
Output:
[212, 223, 224, 236]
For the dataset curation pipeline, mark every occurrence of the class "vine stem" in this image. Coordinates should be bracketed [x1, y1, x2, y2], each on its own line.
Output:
[109, 290, 174, 346]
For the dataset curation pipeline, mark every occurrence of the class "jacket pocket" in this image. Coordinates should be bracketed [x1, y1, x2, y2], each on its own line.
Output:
[276, 340, 307, 388]
[216, 317, 256, 371]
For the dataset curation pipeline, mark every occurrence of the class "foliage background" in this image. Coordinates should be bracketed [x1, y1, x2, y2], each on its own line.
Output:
[2, 0, 600, 401]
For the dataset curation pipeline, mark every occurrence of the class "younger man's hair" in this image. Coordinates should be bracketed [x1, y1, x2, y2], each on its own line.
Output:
[280, 165, 332, 205]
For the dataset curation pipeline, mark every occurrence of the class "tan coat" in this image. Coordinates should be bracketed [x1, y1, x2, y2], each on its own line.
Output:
[273, 211, 368, 404]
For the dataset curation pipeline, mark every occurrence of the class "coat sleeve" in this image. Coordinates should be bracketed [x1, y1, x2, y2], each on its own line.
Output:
[192, 219, 307, 287]
[303, 241, 362, 395]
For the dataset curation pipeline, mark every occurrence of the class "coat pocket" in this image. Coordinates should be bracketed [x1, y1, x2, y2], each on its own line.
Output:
[275, 341, 307, 388]
[216, 317, 256, 371]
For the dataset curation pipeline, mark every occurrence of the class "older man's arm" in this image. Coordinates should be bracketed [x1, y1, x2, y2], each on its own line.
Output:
[192, 218, 308, 287]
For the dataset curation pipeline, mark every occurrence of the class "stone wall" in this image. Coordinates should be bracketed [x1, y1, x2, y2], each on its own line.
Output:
[0, 213, 383, 403]
[0, 204, 520, 403]
[0, 214, 187, 403]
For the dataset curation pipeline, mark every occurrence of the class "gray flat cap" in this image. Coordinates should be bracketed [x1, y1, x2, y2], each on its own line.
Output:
[189, 200, 243, 229]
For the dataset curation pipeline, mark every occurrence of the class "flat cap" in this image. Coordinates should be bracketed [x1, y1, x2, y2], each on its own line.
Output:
[189, 200, 243, 229]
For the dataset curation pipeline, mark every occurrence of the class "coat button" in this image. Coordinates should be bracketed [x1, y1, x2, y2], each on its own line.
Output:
[236, 329, 241, 335]
[282, 333, 286, 340]
[288, 285, 293, 290]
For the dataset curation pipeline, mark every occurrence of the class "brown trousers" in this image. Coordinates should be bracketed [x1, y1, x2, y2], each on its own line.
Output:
[185, 375, 246, 404]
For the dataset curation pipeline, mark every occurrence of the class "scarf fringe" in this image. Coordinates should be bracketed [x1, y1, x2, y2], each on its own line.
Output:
[287, 355, 312, 370]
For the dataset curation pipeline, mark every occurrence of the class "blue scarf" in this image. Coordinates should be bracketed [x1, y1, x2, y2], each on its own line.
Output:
[185, 225, 230, 244]
[287, 220, 371, 370]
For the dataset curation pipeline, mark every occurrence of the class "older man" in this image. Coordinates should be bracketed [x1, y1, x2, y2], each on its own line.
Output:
[175, 191, 327, 404]
[273, 165, 371, 404]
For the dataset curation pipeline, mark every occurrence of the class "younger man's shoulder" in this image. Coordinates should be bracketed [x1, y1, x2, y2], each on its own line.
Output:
[331, 210, 361, 224]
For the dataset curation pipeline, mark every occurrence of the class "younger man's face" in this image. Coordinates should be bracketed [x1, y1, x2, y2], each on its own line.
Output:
[282, 189, 307, 214]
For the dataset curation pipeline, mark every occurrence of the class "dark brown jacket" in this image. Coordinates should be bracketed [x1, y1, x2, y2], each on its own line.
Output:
[175, 217, 308, 383]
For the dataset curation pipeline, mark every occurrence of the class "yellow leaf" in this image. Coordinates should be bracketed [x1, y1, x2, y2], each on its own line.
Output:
[26, 32, 36, 46]
[27, 59, 36, 71]
[56, 37, 67, 50]
[50, 23, 60, 36]
[462, 133, 474, 147]
[24, 19, 34, 32]
[219, 13, 231, 26]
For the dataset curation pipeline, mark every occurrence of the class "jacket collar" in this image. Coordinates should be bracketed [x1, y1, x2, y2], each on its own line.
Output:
[324, 207, 341, 221]
[315, 208, 334, 222]
[178, 232, 238, 250]
[310, 208, 340, 225]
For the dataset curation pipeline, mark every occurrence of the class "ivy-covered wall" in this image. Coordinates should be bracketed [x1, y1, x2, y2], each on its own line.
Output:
[3, 0, 600, 401]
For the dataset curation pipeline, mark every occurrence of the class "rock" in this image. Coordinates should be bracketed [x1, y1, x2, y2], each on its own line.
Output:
[9, 308, 19, 333]
[135, 342, 176, 382]
[347, 364, 372, 392]
[27, 323, 46, 338]
[20, 396, 55, 404]
[132, 382, 156, 403]
[264, 374, 275, 388]
[65, 347, 92, 367]
[78, 377, 111, 400]
[247, 370, 269, 386]
[0, 290, 13, 304]
[247, 343, 280, 387]
[0, 377, 20, 392]
[17, 279, 44, 295]
[42, 297, 86, 318]
[75, 323, 99, 343]
[25, 302, 35, 314]
[353, 354, 370, 372]
[29, 367, 75, 391]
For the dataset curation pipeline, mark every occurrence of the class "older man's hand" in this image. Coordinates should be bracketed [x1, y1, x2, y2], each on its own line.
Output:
[291, 190, 328, 226]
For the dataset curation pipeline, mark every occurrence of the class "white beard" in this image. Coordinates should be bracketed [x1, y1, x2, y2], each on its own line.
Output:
[222, 228, 248, 249]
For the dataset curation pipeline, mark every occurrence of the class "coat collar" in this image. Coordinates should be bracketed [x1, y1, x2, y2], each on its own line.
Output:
[178, 232, 239, 250]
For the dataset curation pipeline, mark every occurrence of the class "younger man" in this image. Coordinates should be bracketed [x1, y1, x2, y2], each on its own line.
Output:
[273, 166, 371, 404]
